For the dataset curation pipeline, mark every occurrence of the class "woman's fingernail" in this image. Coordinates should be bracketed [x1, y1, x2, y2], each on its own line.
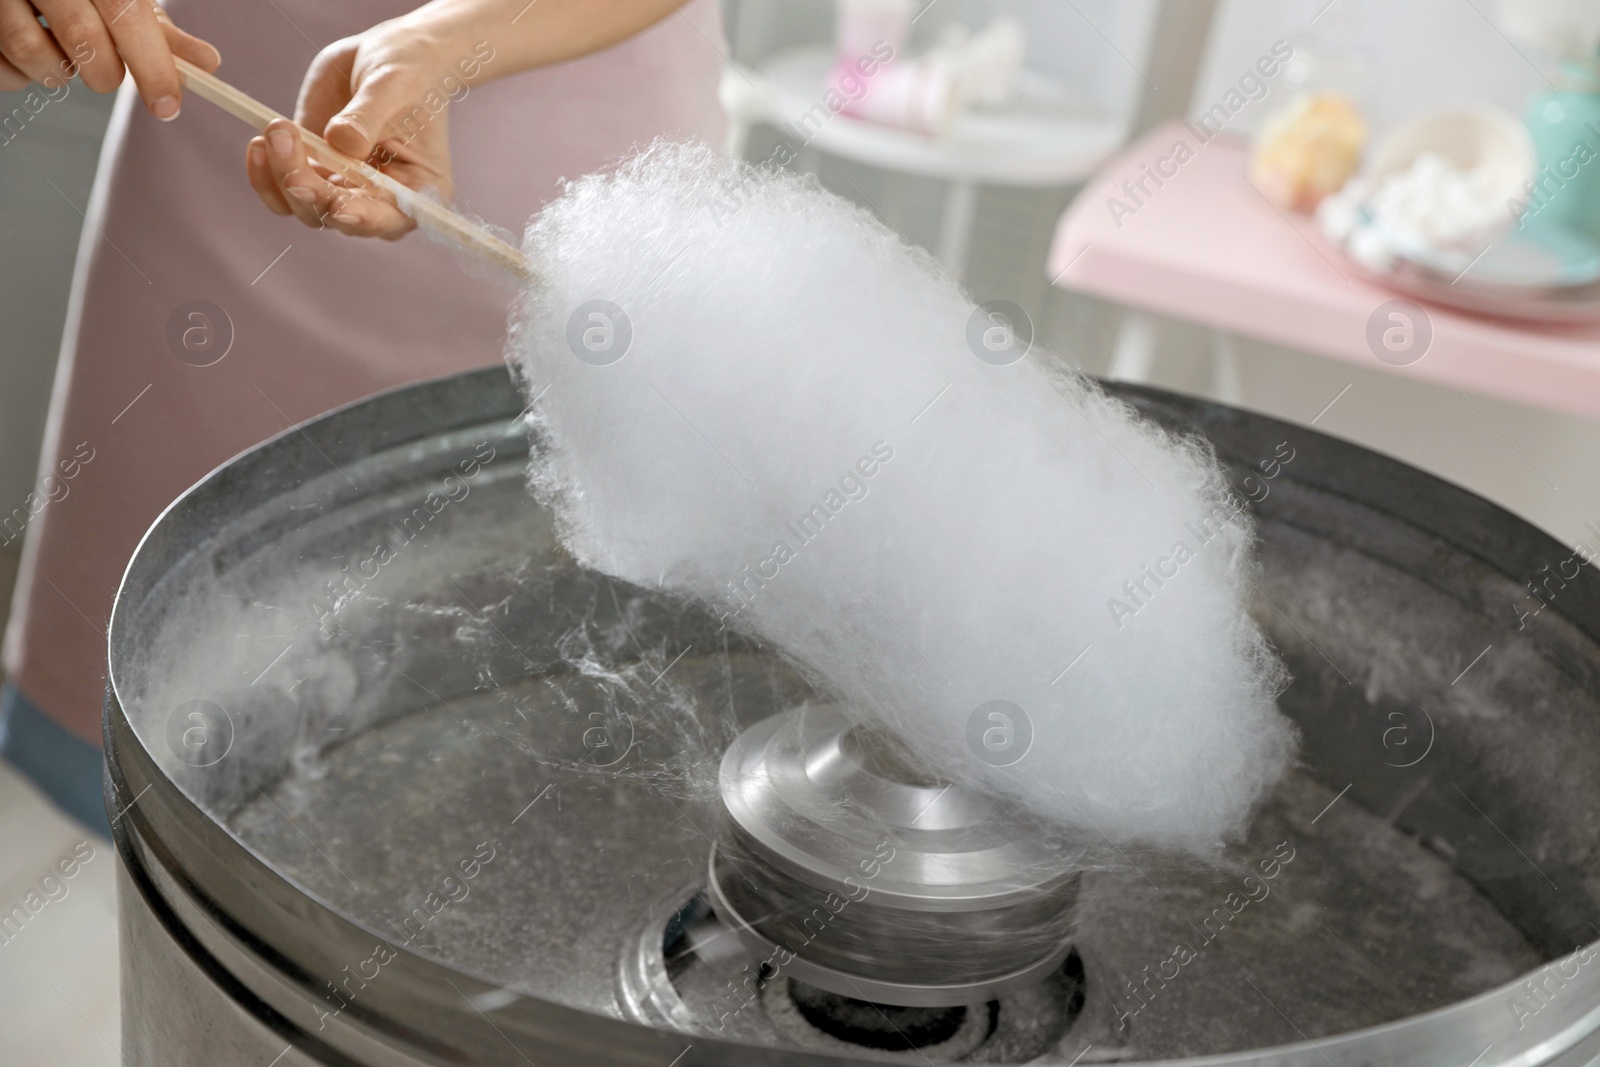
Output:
[285, 172, 318, 202]
[248, 143, 266, 168]
[268, 128, 295, 159]
[332, 213, 361, 224]
[334, 118, 367, 144]
[153, 96, 180, 121]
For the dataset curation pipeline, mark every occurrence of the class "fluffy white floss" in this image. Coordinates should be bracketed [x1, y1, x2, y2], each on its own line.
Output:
[1320, 151, 1513, 273]
[509, 142, 1294, 853]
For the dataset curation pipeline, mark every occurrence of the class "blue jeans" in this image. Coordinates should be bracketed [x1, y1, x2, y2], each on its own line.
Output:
[0, 684, 110, 837]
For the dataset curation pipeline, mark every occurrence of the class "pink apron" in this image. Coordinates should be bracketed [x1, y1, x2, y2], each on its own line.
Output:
[2, 0, 727, 743]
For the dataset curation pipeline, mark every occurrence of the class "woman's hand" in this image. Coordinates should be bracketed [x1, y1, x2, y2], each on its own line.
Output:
[247, 23, 484, 240]
[245, 0, 684, 241]
[0, 0, 219, 117]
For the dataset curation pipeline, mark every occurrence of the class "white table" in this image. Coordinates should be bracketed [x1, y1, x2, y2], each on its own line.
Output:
[722, 47, 1129, 278]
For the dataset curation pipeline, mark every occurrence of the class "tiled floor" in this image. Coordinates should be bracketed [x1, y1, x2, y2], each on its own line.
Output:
[0, 759, 120, 1066]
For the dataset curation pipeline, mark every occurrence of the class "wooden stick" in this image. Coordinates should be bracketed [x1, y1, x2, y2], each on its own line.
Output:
[174, 57, 535, 282]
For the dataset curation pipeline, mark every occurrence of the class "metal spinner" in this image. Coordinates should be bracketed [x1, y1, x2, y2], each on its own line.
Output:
[707, 704, 1081, 1008]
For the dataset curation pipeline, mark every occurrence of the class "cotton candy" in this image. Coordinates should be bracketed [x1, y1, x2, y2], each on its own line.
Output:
[509, 142, 1295, 852]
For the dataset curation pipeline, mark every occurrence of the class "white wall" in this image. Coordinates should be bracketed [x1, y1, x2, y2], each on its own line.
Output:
[983, 0, 1160, 119]
[1193, 0, 1552, 141]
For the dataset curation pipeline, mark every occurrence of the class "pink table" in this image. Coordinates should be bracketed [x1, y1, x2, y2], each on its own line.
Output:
[1047, 121, 1600, 420]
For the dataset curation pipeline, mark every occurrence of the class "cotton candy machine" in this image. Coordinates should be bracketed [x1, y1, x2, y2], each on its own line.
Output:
[107, 366, 1600, 1066]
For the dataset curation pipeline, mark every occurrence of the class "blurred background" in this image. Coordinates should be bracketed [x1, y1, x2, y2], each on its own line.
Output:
[3, 0, 1598, 1061]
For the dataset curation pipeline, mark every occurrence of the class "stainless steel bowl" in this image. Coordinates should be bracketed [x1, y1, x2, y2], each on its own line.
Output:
[107, 366, 1600, 1065]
